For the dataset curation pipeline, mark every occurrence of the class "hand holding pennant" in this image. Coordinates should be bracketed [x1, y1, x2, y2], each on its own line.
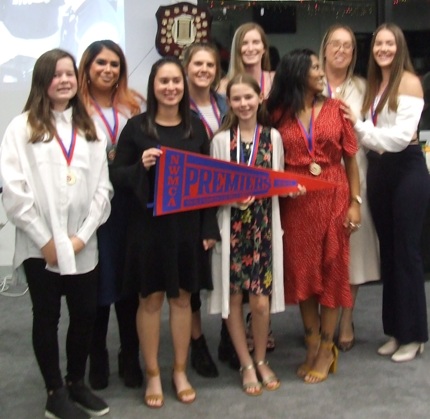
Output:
[153, 146, 337, 216]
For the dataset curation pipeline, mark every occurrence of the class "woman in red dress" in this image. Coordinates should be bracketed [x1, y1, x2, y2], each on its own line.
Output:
[267, 49, 360, 383]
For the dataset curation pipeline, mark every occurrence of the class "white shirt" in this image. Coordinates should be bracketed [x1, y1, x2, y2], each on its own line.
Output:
[354, 95, 424, 153]
[197, 104, 220, 137]
[0, 108, 113, 275]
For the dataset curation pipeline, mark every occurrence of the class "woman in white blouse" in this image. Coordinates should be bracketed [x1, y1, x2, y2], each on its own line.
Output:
[0, 48, 112, 418]
[343, 23, 430, 362]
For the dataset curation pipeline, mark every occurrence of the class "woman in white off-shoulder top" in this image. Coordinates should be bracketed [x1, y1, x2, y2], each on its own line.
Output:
[343, 23, 430, 363]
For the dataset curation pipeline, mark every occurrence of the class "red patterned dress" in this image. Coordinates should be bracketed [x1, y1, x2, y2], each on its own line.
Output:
[276, 99, 357, 308]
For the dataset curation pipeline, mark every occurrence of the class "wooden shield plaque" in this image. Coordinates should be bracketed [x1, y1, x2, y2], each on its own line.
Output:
[155, 2, 212, 59]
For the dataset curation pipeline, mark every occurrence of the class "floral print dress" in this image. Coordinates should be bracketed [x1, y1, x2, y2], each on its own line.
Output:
[229, 127, 273, 296]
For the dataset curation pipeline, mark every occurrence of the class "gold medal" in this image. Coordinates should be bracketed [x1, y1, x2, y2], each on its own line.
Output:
[66, 170, 76, 185]
[107, 145, 116, 162]
[309, 162, 322, 176]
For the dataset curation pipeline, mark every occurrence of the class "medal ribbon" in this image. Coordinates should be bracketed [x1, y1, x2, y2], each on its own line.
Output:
[190, 94, 221, 138]
[370, 99, 378, 126]
[91, 99, 119, 144]
[235, 124, 261, 166]
[327, 83, 333, 98]
[296, 102, 316, 161]
[55, 128, 77, 166]
[371, 87, 386, 126]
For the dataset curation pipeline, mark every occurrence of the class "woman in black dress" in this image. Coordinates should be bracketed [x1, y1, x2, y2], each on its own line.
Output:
[110, 57, 220, 408]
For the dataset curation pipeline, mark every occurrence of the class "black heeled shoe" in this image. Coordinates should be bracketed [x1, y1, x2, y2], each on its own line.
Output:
[218, 321, 240, 370]
[89, 348, 109, 390]
[191, 334, 219, 378]
[118, 349, 143, 388]
[336, 322, 355, 352]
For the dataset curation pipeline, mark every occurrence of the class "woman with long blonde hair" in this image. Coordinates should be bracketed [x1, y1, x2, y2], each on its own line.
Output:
[218, 23, 275, 99]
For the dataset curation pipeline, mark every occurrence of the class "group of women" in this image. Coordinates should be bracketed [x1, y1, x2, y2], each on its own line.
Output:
[0, 18, 428, 419]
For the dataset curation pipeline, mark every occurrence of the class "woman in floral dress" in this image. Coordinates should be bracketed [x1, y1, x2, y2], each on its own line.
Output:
[209, 73, 284, 396]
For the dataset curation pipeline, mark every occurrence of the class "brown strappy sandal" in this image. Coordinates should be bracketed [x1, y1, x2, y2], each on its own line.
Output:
[144, 367, 164, 408]
[172, 364, 196, 404]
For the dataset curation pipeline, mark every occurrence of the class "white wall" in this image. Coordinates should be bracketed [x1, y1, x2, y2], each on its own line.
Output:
[124, 0, 198, 97]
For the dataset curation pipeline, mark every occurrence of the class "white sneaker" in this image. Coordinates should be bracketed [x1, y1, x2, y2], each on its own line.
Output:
[377, 337, 399, 356]
[391, 342, 424, 363]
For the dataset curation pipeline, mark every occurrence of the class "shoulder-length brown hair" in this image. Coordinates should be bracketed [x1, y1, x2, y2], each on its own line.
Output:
[226, 23, 271, 80]
[182, 42, 222, 91]
[362, 23, 415, 114]
[24, 48, 97, 143]
[78, 40, 143, 117]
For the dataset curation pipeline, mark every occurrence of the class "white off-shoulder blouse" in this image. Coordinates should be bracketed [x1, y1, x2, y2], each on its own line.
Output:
[354, 95, 424, 153]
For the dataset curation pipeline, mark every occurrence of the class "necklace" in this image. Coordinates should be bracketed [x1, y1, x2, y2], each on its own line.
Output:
[235, 124, 261, 166]
[327, 81, 345, 99]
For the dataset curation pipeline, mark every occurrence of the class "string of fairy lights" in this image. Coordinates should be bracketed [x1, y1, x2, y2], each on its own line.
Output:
[202, 0, 415, 19]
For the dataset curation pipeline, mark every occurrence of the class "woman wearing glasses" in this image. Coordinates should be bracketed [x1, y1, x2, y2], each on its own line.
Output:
[319, 25, 380, 352]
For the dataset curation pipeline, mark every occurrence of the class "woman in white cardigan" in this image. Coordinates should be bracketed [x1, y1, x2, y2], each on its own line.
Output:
[208, 73, 284, 396]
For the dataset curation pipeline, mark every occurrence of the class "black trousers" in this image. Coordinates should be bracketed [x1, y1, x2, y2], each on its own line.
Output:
[91, 294, 139, 357]
[367, 145, 430, 344]
[24, 258, 98, 391]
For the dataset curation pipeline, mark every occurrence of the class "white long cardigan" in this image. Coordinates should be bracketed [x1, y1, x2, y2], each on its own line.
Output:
[208, 128, 285, 319]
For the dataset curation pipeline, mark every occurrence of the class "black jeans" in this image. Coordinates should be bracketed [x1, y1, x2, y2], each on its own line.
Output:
[24, 258, 98, 391]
